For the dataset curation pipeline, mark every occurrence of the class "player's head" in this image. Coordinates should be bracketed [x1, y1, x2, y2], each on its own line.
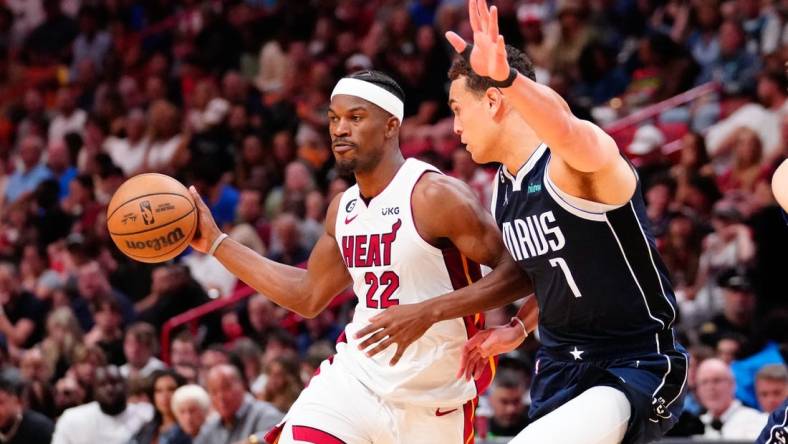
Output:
[448, 45, 536, 164]
[329, 70, 405, 175]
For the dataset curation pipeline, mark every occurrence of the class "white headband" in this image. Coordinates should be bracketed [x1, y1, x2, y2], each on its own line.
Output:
[331, 78, 404, 122]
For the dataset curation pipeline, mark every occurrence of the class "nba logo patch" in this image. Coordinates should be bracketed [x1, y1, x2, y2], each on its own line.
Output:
[139, 201, 155, 225]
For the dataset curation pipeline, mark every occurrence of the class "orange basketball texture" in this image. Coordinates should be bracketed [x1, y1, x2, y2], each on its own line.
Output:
[107, 173, 196, 263]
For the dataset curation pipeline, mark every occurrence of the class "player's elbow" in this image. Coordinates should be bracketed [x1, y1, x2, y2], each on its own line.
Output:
[558, 121, 619, 173]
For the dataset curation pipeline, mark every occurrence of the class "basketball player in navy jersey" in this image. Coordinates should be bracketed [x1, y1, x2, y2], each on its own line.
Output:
[756, 398, 788, 444]
[357, 1, 688, 442]
[187, 70, 537, 443]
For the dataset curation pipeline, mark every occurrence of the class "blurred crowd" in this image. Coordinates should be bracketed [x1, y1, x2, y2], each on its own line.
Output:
[0, 0, 786, 443]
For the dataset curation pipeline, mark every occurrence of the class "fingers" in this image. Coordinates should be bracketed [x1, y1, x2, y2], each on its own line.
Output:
[496, 35, 505, 55]
[390, 344, 405, 366]
[445, 31, 468, 54]
[489, 6, 499, 41]
[357, 328, 386, 350]
[478, 0, 490, 29]
[468, 0, 479, 32]
[366, 337, 394, 358]
[354, 323, 377, 340]
[473, 357, 485, 380]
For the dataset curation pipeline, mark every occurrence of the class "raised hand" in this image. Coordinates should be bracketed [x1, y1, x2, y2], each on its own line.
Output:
[445, 0, 510, 82]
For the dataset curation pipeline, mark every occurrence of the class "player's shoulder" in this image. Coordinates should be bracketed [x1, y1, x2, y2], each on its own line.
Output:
[413, 171, 477, 205]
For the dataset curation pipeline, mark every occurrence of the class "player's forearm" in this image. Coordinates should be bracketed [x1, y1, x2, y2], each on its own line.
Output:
[515, 294, 539, 334]
[213, 238, 317, 317]
[503, 74, 616, 172]
[425, 258, 532, 323]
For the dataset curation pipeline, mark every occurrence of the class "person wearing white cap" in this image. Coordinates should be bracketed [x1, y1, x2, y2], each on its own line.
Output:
[187, 69, 536, 443]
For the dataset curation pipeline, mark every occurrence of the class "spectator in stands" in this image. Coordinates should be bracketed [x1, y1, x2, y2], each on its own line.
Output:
[696, 358, 768, 439]
[684, 203, 755, 325]
[705, 69, 788, 157]
[45, 138, 77, 201]
[22, 0, 77, 66]
[0, 262, 47, 349]
[52, 365, 153, 444]
[698, 268, 758, 354]
[671, 132, 715, 203]
[485, 370, 531, 438]
[711, 19, 762, 96]
[171, 384, 211, 439]
[661, 212, 703, 293]
[241, 295, 279, 350]
[267, 213, 309, 266]
[53, 375, 86, 417]
[70, 5, 111, 79]
[195, 364, 282, 444]
[296, 310, 342, 356]
[19, 347, 55, 418]
[716, 127, 764, 193]
[131, 369, 189, 444]
[198, 345, 230, 384]
[19, 243, 60, 300]
[104, 108, 148, 176]
[48, 87, 87, 143]
[686, 0, 723, 84]
[231, 338, 263, 393]
[259, 355, 303, 414]
[73, 260, 135, 331]
[715, 333, 744, 364]
[265, 161, 315, 220]
[121, 322, 166, 380]
[170, 331, 201, 373]
[84, 296, 125, 366]
[61, 174, 101, 234]
[143, 100, 184, 174]
[4, 134, 51, 205]
[0, 368, 54, 443]
[755, 364, 788, 413]
[39, 307, 83, 381]
[67, 345, 106, 402]
[549, 0, 596, 76]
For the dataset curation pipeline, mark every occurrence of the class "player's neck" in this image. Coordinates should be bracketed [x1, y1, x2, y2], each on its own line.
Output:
[498, 117, 542, 176]
[355, 148, 406, 200]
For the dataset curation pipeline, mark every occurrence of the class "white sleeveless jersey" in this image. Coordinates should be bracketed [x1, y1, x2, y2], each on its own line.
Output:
[333, 158, 492, 407]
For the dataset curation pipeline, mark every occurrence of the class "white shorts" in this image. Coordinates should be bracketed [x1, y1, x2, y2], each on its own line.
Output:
[265, 357, 475, 444]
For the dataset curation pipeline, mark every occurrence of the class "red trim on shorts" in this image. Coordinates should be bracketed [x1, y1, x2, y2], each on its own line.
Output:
[462, 399, 476, 444]
[293, 425, 347, 444]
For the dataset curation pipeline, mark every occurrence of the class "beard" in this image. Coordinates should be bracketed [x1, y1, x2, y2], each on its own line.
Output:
[335, 157, 358, 176]
[98, 398, 127, 416]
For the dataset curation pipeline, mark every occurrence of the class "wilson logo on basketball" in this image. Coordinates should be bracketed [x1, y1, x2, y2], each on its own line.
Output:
[125, 227, 185, 251]
[140, 201, 155, 225]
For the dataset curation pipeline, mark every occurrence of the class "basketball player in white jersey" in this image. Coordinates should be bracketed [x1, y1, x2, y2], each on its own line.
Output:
[187, 70, 535, 443]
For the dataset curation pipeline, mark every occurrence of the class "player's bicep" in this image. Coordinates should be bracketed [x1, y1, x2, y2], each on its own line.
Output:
[415, 175, 508, 268]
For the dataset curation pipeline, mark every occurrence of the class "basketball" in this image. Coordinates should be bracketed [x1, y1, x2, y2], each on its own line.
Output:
[106, 173, 197, 263]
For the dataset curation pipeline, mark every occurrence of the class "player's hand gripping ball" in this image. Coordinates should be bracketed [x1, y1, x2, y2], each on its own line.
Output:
[106, 173, 197, 263]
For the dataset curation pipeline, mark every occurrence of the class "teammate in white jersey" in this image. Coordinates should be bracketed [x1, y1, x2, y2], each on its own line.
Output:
[187, 70, 534, 443]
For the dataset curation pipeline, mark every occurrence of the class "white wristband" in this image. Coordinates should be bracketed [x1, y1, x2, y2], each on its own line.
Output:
[208, 233, 228, 256]
[510, 316, 528, 338]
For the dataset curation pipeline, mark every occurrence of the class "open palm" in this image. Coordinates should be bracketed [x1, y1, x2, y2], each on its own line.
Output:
[445, 0, 510, 82]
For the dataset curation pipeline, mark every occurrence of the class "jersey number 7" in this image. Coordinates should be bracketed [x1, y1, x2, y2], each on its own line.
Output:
[365, 271, 400, 309]
[549, 257, 582, 298]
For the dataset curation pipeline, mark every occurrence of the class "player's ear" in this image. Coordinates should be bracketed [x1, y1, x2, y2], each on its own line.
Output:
[485, 87, 504, 118]
[385, 116, 400, 139]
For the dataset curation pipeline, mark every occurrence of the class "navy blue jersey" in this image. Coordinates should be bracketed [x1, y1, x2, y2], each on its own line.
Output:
[492, 144, 679, 349]
[756, 398, 788, 444]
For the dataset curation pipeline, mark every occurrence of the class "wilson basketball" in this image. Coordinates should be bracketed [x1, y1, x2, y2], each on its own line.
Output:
[772, 159, 788, 212]
[107, 173, 197, 263]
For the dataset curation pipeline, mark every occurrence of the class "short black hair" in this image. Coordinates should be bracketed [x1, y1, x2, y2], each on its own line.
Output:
[348, 70, 406, 103]
[448, 44, 536, 95]
[0, 368, 25, 397]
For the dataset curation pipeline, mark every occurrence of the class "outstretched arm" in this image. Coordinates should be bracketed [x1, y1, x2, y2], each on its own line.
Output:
[355, 174, 535, 364]
[189, 187, 352, 319]
[447, 0, 635, 203]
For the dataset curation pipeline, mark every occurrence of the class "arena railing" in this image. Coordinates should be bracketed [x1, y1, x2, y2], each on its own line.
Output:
[603, 81, 721, 156]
